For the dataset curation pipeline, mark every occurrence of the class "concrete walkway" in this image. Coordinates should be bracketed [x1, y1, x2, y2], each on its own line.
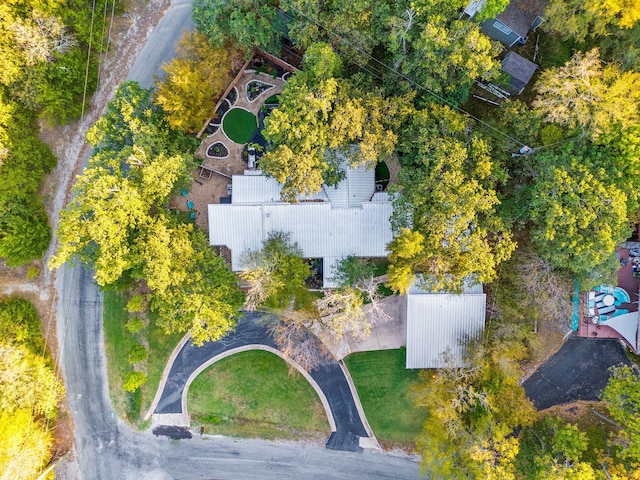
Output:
[149, 313, 379, 452]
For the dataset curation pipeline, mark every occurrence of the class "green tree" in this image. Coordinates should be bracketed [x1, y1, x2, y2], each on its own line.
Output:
[388, 104, 515, 294]
[411, 345, 536, 479]
[155, 31, 242, 133]
[151, 229, 243, 345]
[261, 43, 411, 200]
[528, 147, 630, 283]
[0, 343, 63, 419]
[0, 409, 54, 480]
[86, 81, 194, 152]
[0, 93, 56, 266]
[240, 231, 310, 311]
[386, 0, 501, 104]
[284, 0, 393, 67]
[533, 49, 640, 139]
[516, 417, 597, 479]
[544, 0, 640, 42]
[52, 83, 242, 343]
[192, 0, 283, 52]
[474, 0, 510, 21]
[603, 365, 640, 462]
[0, 297, 45, 354]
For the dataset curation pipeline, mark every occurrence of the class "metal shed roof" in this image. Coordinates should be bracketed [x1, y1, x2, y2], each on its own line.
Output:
[406, 283, 486, 369]
[502, 51, 538, 94]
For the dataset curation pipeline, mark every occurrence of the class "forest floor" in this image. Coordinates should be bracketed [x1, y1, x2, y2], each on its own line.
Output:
[0, 0, 171, 467]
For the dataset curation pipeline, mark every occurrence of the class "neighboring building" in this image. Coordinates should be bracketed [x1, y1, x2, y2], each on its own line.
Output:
[405, 279, 486, 369]
[208, 164, 393, 288]
[501, 51, 539, 94]
[467, 0, 547, 47]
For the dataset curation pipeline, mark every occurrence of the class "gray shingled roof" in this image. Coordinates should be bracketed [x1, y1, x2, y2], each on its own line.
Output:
[502, 51, 538, 93]
[496, 0, 548, 37]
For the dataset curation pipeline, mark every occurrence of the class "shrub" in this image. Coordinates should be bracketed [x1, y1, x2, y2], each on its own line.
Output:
[126, 294, 147, 313]
[123, 371, 147, 392]
[128, 344, 148, 364]
[125, 317, 145, 334]
[26, 266, 40, 280]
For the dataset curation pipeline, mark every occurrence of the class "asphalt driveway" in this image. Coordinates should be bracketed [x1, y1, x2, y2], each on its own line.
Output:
[153, 313, 369, 451]
[523, 335, 632, 410]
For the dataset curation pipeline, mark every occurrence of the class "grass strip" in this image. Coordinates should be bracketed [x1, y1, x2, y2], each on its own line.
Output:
[344, 348, 427, 449]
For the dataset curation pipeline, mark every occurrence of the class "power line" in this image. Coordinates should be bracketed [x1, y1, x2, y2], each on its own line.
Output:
[96, 0, 110, 91]
[104, 0, 116, 67]
[80, 0, 98, 122]
[280, 6, 528, 148]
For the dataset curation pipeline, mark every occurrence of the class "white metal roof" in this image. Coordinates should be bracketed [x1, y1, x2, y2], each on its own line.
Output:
[405, 280, 486, 368]
[209, 161, 391, 288]
[208, 201, 393, 272]
[231, 174, 329, 204]
[324, 164, 375, 208]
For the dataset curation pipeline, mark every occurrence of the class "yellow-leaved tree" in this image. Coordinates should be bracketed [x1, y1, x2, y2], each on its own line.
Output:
[154, 31, 243, 133]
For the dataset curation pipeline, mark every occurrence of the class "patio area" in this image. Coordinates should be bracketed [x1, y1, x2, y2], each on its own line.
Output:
[577, 244, 640, 352]
[170, 67, 287, 232]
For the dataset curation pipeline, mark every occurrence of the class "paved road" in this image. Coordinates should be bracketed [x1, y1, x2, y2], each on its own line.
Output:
[125, 0, 194, 89]
[524, 335, 631, 410]
[153, 314, 368, 451]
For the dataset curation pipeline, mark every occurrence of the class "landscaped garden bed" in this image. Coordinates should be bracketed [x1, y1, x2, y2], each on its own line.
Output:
[222, 107, 258, 144]
[206, 142, 229, 158]
[226, 86, 237, 105]
[246, 80, 274, 102]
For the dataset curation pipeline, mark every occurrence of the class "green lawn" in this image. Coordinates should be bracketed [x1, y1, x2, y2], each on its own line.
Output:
[344, 348, 427, 449]
[187, 350, 330, 441]
[222, 107, 257, 144]
[103, 289, 183, 425]
[103, 290, 138, 418]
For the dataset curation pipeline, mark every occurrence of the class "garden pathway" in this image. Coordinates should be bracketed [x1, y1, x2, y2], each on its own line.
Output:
[148, 313, 378, 452]
[196, 71, 285, 166]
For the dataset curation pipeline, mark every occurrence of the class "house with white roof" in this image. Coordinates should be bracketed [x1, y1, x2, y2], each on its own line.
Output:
[208, 164, 393, 288]
[405, 278, 486, 368]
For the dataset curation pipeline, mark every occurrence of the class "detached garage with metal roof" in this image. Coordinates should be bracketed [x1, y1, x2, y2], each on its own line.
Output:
[405, 281, 486, 369]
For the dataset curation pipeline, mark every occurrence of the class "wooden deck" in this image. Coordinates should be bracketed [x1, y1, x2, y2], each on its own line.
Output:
[576, 247, 640, 347]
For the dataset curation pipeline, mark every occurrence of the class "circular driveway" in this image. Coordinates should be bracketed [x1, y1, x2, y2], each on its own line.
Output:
[151, 313, 372, 452]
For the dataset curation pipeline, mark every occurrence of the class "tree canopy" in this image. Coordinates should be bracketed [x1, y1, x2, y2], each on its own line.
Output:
[154, 31, 243, 133]
[544, 0, 640, 42]
[192, 0, 283, 52]
[261, 42, 411, 200]
[51, 82, 242, 344]
[240, 231, 311, 311]
[533, 49, 640, 139]
[0, 298, 63, 480]
[388, 104, 515, 294]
